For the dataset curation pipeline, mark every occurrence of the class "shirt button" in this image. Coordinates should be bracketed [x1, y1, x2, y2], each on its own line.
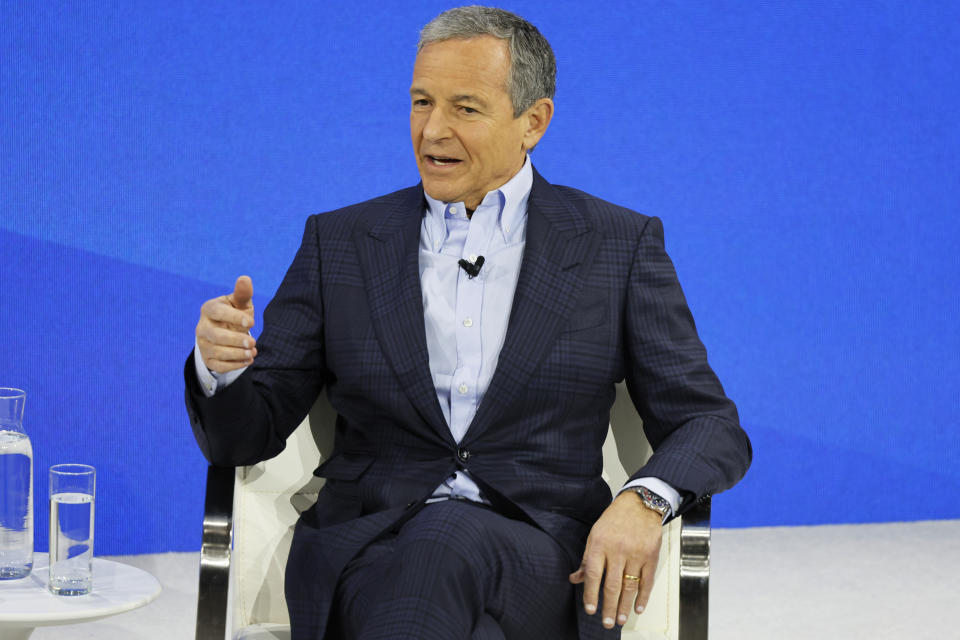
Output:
[463, 317, 473, 327]
[449, 206, 458, 215]
[458, 383, 469, 395]
[457, 447, 471, 463]
[468, 254, 478, 263]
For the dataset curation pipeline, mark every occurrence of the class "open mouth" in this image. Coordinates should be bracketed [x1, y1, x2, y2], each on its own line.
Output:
[426, 155, 463, 167]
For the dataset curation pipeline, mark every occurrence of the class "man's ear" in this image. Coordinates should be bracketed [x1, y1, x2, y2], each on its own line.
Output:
[521, 98, 554, 151]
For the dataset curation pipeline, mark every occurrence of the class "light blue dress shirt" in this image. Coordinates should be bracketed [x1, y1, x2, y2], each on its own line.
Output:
[418, 157, 532, 502]
[194, 156, 679, 513]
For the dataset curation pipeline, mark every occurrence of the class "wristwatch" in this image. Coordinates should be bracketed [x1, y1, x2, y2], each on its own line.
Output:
[630, 486, 671, 522]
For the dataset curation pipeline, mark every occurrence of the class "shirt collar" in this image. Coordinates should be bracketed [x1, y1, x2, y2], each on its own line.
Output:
[423, 155, 532, 248]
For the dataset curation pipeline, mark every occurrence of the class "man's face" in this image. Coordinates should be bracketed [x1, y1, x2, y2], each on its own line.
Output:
[410, 36, 530, 210]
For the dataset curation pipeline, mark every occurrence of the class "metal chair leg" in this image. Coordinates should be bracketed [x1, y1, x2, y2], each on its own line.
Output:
[196, 465, 235, 640]
[678, 495, 711, 640]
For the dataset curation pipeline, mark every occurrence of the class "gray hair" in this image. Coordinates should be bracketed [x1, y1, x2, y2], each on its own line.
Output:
[418, 6, 556, 118]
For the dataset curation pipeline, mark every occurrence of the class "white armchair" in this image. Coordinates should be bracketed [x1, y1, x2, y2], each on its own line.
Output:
[195, 382, 710, 640]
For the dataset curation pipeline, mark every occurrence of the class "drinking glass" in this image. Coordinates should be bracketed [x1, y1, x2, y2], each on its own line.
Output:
[48, 464, 95, 595]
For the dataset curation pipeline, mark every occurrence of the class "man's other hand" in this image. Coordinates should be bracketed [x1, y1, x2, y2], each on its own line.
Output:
[569, 491, 663, 630]
[195, 275, 257, 373]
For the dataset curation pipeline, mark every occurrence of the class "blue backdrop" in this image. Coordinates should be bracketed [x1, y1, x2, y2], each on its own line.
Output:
[2, 1, 958, 555]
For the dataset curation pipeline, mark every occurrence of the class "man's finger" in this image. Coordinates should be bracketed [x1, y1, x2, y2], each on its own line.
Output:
[197, 325, 256, 350]
[635, 564, 657, 614]
[577, 550, 605, 617]
[229, 275, 254, 309]
[199, 341, 257, 365]
[617, 563, 643, 625]
[600, 557, 626, 629]
[204, 299, 253, 329]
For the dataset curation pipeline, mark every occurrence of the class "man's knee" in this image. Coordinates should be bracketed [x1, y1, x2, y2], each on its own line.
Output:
[472, 613, 507, 640]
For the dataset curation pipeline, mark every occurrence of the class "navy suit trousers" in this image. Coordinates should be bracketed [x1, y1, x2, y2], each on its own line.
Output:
[326, 500, 614, 640]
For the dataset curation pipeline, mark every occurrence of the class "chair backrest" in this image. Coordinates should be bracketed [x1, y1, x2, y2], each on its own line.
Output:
[230, 383, 680, 639]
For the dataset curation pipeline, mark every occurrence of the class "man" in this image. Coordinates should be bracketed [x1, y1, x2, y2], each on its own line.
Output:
[185, 6, 751, 640]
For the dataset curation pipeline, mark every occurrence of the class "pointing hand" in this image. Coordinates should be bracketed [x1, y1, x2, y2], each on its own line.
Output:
[195, 276, 257, 373]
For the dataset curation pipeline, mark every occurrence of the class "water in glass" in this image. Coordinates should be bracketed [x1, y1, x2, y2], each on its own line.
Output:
[49, 491, 94, 595]
[0, 429, 33, 579]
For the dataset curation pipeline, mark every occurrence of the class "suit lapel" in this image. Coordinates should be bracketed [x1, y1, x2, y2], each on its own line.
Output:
[465, 169, 601, 443]
[353, 186, 453, 445]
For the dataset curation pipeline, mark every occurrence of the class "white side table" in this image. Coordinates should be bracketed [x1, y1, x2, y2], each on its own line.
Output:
[0, 557, 161, 639]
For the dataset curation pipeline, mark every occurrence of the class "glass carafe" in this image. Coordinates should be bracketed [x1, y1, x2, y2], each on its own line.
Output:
[0, 388, 32, 579]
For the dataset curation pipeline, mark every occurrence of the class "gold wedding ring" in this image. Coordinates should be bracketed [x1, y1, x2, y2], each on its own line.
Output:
[623, 573, 641, 582]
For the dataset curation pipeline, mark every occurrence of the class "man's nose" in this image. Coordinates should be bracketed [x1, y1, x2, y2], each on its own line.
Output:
[421, 106, 452, 142]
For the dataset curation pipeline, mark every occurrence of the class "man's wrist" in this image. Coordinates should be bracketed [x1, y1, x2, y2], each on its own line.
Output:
[193, 342, 219, 398]
[619, 491, 665, 522]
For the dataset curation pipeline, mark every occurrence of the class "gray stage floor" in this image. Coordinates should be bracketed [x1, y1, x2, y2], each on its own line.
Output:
[26, 519, 960, 639]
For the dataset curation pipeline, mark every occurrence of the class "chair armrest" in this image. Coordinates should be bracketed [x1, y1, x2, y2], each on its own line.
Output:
[678, 495, 710, 640]
[196, 465, 236, 640]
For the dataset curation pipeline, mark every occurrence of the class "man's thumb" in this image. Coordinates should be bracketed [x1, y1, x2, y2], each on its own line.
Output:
[231, 275, 254, 308]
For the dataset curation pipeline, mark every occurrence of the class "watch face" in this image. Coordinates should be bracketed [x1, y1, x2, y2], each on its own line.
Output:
[639, 487, 669, 515]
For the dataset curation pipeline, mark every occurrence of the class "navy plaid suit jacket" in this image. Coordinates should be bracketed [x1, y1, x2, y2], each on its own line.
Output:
[185, 168, 751, 638]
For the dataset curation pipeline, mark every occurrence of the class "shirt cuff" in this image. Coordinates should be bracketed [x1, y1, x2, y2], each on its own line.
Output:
[193, 338, 247, 398]
[620, 477, 681, 518]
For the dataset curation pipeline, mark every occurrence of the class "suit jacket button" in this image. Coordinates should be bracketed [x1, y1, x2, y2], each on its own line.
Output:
[457, 447, 471, 463]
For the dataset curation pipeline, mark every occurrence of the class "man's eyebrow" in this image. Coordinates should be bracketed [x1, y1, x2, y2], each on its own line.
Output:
[409, 88, 489, 109]
[450, 94, 489, 108]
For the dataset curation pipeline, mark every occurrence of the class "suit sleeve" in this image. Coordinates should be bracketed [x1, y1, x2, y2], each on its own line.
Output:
[184, 214, 329, 467]
[622, 216, 752, 513]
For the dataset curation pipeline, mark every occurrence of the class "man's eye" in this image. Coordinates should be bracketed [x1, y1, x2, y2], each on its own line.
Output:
[459, 106, 477, 114]
[413, 99, 430, 107]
